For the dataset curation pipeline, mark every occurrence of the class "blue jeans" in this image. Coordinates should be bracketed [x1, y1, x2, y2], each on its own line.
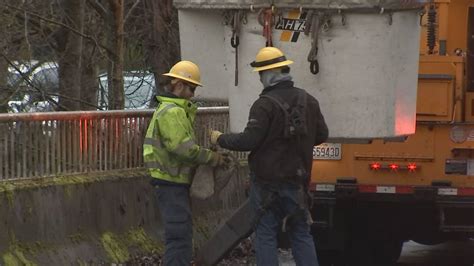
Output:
[250, 178, 319, 266]
[155, 184, 193, 266]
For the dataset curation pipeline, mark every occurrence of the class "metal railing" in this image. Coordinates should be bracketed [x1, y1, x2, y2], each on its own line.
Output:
[0, 107, 240, 180]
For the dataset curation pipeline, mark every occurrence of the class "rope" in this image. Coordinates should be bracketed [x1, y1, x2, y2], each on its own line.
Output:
[304, 11, 331, 75]
[230, 11, 245, 48]
[258, 8, 274, 47]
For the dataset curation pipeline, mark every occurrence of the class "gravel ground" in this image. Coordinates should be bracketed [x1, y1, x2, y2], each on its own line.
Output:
[124, 239, 255, 266]
[124, 237, 297, 266]
[126, 239, 474, 266]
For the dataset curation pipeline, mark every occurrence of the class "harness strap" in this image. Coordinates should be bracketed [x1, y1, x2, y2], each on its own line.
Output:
[282, 186, 314, 232]
[252, 189, 277, 228]
[260, 93, 291, 137]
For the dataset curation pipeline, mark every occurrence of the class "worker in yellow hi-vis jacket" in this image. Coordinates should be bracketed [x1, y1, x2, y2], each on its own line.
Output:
[143, 60, 230, 266]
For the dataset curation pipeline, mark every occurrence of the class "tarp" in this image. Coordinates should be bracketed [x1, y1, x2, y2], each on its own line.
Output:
[174, 0, 427, 10]
[190, 153, 239, 200]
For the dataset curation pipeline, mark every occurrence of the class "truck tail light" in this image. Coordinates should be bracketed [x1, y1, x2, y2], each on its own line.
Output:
[369, 162, 419, 172]
[407, 163, 417, 172]
[389, 163, 399, 171]
[370, 162, 381, 170]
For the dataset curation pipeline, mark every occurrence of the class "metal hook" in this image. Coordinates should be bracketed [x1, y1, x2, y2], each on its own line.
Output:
[250, 5, 255, 12]
[379, 7, 385, 14]
[310, 60, 319, 75]
[322, 16, 331, 32]
[387, 12, 393, 26]
[231, 35, 239, 48]
[418, 10, 425, 26]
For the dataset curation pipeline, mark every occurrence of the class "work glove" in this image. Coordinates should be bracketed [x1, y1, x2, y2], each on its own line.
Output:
[209, 152, 232, 169]
[209, 130, 223, 145]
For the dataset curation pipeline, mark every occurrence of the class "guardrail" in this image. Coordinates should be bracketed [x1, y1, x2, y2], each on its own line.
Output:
[0, 107, 241, 180]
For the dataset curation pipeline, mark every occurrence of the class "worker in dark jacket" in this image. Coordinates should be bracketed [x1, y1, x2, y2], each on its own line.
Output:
[144, 60, 229, 266]
[209, 47, 328, 266]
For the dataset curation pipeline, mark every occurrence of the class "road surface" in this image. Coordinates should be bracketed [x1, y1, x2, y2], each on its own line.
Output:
[271, 240, 474, 266]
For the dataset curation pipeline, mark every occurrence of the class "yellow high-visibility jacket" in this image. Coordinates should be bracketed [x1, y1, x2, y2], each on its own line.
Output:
[143, 95, 214, 185]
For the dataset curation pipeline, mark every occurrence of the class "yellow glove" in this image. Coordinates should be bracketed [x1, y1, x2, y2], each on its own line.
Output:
[209, 130, 223, 145]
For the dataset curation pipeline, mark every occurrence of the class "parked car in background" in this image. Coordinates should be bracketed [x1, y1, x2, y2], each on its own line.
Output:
[7, 94, 58, 113]
[6, 61, 59, 113]
[6, 60, 156, 112]
[97, 71, 155, 110]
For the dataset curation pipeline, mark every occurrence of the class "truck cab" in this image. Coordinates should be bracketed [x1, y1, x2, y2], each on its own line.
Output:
[311, 1, 474, 265]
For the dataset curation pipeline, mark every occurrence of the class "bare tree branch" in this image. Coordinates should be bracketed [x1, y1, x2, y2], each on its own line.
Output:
[124, 0, 141, 24]
[0, 52, 101, 111]
[5, 4, 113, 56]
[0, 52, 57, 107]
[87, 0, 109, 18]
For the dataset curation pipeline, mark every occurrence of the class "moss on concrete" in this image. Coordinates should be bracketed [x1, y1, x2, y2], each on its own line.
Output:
[2, 253, 20, 266]
[100, 232, 130, 263]
[0, 169, 158, 264]
[0, 183, 15, 206]
[77, 259, 89, 266]
[68, 232, 89, 245]
[2, 233, 50, 266]
[193, 216, 213, 241]
[100, 228, 164, 263]
[0, 169, 148, 203]
[127, 227, 164, 254]
[2, 229, 162, 265]
[2, 243, 37, 266]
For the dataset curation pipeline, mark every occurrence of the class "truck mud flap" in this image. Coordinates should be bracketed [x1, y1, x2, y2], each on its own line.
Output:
[195, 198, 255, 266]
[438, 200, 474, 232]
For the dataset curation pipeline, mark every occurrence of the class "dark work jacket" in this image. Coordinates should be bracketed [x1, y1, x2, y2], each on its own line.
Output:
[218, 80, 329, 185]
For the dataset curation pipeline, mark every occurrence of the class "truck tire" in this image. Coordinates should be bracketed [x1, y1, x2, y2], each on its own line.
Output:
[317, 250, 345, 266]
[371, 239, 403, 265]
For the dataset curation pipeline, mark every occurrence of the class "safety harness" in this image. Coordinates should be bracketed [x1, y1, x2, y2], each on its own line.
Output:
[254, 91, 314, 232]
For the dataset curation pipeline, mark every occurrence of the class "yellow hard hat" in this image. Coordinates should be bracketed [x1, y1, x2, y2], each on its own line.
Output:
[162, 60, 203, 86]
[250, 47, 293, 72]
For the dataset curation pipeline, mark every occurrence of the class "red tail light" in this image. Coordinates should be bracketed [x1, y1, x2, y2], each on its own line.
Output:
[389, 164, 399, 171]
[407, 163, 417, 172]
[369, 162, 419, 172]
[370, 162, 381, 170]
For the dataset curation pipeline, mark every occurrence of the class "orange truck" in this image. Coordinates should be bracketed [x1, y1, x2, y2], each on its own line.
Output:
[311, 1, 474, 265]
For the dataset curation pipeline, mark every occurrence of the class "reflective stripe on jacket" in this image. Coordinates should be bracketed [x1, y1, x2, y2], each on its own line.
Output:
[143, 95, 214, 185]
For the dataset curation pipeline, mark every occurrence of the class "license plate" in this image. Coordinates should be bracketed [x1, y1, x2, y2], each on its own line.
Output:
[313, 143, 342, 160]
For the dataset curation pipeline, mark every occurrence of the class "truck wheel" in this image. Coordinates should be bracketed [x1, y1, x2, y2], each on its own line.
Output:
[412, 232, 445, 245]
[371, 239, 403, 265]
[348, 237, 374, 265]
[413, 238, 444, 245]
[317, 250, 345, 266]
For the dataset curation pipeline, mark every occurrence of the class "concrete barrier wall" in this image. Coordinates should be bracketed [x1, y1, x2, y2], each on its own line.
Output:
[0, 167, 249, 265]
